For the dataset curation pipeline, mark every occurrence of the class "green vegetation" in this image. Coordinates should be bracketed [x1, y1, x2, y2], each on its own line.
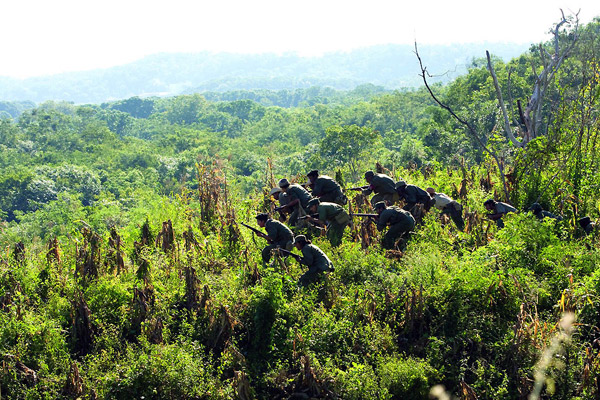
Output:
[0, 17, 599, 400]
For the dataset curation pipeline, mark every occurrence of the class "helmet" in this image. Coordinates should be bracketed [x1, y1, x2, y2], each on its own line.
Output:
[278, 178, 290, 188]
[364, 170, 374, 180]
[270, 187, 282, 195]
[374, 201, 387, 210]
[307, 198, 320, 208]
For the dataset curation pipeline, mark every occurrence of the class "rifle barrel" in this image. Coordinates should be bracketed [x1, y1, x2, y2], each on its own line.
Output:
[350, 213, 378, 218]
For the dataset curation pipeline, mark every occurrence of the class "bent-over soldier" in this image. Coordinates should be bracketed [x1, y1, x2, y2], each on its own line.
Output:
[484, 199, 516, 228]
[395, 181, 431, 212]
[530, 203, 562, 221]
[278, 178, 312, 226]
[307, 170, 346, 205]
[363, 170, 399, 207]
[255, 213, 294, 263]
[374, 201, 415, 250]
[306, 198, 350, 247]
[427, 187, 465, 231]
[294, 235, 334, 287]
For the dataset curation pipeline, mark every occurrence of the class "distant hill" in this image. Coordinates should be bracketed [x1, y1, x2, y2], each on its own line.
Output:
[0, 43, 529, 104]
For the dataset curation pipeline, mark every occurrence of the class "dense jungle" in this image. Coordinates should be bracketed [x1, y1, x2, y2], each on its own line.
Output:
[0, 15, 599, 400]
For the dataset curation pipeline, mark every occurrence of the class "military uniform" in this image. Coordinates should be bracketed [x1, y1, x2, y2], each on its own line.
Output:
[377, 206, 415, 249]
[399, 184, 431, 211]
[261, 219, 294, 263]
[363, 173, 399, 207]
[317, 202, 350, 247]
[285, 184, 313, 226]
[312, 175, 345, 205]
[530, 203, 562, 221]
[298, 243, 334, 286]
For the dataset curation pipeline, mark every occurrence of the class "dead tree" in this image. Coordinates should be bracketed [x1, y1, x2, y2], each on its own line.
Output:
[488, 10, 580, 147]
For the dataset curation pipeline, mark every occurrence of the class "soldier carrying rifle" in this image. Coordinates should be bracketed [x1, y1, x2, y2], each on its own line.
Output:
[374, 201, 415, 250]
[276, 178, 312, 227]
[278, 235, 333, 287]
[362, 170, 399, 207]
[306, 170, 347, 205]
[304, 198, 350, 247]
[249, 213, 294, 264]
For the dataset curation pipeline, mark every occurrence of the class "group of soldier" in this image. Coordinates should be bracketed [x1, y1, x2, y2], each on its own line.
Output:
[248, 169, 593, 287]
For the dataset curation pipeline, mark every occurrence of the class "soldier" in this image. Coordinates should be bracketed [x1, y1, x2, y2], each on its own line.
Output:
[306, 170, 347, 205]
[305, 198, 350, 247]
[293, 235, 334, 287]
[363, 170, 399, 207]
[374, 201, 415, 250]
[395, 181, 432, 212]
[484, 199, 517, 228]
[278, 178, 312, 226]
[579, 216, 596, 236]
[426, 187, 465, 231]
[529, 203, 562, 221]
[255, 213, 294, 264]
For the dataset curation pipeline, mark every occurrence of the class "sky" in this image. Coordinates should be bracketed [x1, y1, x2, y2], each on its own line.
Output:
[1, 0, 599, 79]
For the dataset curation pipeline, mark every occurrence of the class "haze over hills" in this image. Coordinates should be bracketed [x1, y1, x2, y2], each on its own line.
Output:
[0, 43, 529, 105]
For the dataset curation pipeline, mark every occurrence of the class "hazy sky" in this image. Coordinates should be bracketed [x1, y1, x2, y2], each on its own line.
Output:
[2, 0, 598, 78]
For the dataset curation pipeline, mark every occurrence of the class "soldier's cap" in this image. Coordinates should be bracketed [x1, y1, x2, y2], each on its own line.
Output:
[529, 203, 542, 213]
[374, 201, 387, 210]
[483, 199, 496, 206]
[278, 178, 290, 188]
[256, 213, 269, 221]
[307, 198, 320, 208]
[395, 180, 406, 189]
[270, 187, 282, 195]
[293, 235, 309, 245]
[307, 170, 319, 178]
[364, 170, 374, 179]
[579, 216, 592, 227]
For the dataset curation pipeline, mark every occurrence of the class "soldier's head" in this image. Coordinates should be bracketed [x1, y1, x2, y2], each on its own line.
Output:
[293, 234, 310, 249]
[256, 213, 270, 227]
[483, 199, 496, 211]
[270, 187, 282, 200]
[374, 201, 387, 214]
[364, 170, 375, 183]
[426, 187, 436, 198]
[307, 170, 319, 183]
[529, 202, 542, 215]
[307, 198, 320, 213]
[278, 178, 291, 192]
[395, 180, 406, 194]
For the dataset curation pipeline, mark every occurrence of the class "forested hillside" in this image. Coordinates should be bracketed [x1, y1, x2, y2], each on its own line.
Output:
[0, 43, 528, 104]
[0, 16, 599, 400]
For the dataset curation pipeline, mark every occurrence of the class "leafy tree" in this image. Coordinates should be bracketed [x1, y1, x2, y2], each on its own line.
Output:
[320, 124, 379, 180]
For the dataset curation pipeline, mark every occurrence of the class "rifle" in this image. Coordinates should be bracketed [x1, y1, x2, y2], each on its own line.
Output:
[345, 185, 369, 191]
[349, 213, 379, 218]
[298, 213, 319, 220]
[240, 223, 271, 241]
[275, 248, 302, 261]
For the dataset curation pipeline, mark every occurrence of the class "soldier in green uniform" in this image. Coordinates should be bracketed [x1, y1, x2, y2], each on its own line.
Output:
[306, 170, 346, 205]
[579, 216, 596, 236]
[363, 170, 399, 207]
[395, 181, 432, 212]
[305, 198, 350, 247]
[277, 178, 312, 226]
[529, 203, 562, 221]
[374, 201, 415, 250]
[293, 235, 334, 287]
[255, 213, 294, 263]
[484, 199, 517, 228]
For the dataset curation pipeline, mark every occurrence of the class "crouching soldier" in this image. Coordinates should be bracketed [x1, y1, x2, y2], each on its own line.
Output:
[278, 178, 312, 227]
[363, 170, 399, 207]
[427, 187, 465, 231]
[305, 198, 350, 247]
[530, 203, 562, 221]
[293, 235, 334, 287]
[255, 213, 294, 264]
[306, 170, 347, 205]
[374, 201, 415, 250]
[395, 181, 431, 212]
[484, 199, 517, 228]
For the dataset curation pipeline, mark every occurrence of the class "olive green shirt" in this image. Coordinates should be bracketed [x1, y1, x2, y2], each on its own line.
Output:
[377, 206, 415, 232]
[300, 244, 333, 272]
[317, 202, 345, 222]
[312, 175, 343, 199]
[265, 219, 293, 245]
[364, 173, 396, 196]
[286, 184, 312, 209]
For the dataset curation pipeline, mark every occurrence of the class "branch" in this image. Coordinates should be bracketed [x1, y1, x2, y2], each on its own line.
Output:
[415, 42, 510, 201]
[487, 51, 524, 148]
